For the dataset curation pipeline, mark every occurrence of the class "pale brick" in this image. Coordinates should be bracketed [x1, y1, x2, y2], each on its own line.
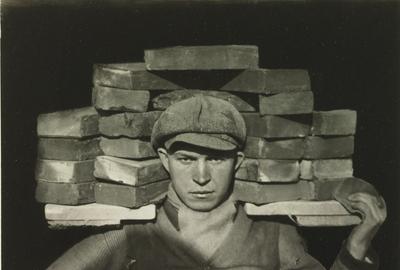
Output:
[259, 91, 313, 115]
[45, 203, 156, 221]
[152, 90, 255, 112]
[304, 136, 354, 159]
[244, 200, 351, 216]
[37, 107, 99, 138]
[293, 215, 361, 226]
[236, 159, 299, 182]
[145, 45, 259, 70]
[48, 220, 121, 228]
[311, 110, 357, 135]
[94, 180, 170, 208]
[242, 113, 310, 138]
[233, 180, 315, 204]
[35, 159, 95, 183]
[35, 180, 95, 205]
[244, 137, 305, 159]
[300, 159, 353, 180]
[38, 137, 103, 161]
[99, 137, 157, 159]
[94, 156, 168, 186]
[99, 111, 161, 138]
[92, 86, 149, 112]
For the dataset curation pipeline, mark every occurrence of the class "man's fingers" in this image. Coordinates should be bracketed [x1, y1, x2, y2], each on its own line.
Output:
[348, 193, 387, 224]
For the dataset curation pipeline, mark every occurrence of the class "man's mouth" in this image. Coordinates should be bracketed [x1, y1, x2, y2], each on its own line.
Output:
[190, 190, 214, 198]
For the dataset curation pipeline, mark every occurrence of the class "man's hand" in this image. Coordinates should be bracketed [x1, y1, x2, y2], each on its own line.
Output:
[346, 192, 387, 261]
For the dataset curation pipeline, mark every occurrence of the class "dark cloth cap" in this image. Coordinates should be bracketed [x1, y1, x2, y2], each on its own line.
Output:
[151, 95, 246, 150]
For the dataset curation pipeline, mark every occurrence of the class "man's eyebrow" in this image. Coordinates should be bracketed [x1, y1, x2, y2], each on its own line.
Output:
[173, 151, 199, 158]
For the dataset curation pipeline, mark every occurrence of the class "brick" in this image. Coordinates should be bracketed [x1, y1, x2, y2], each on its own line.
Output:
[37, 107, 99, 138]
[236, 159, 299, 182]
[35, 180, 95, 205]
[304, 136, 354, 159]
[293, 215, 361, 227]
[152, 90, 255, 112]
[244, 137, 305, 159]
[233, 180, 315, 204]
[259, 91, 313, 115]
[300, 159, 353, 180]
[48, 220, 121, 229]
[242, 113, 311, 138]
[92, 86, 149, 112]
[38, 137, 103, 161]
[94, 63, 309, 95]
[93, 63, 182, 90]
[99, 137, 157, 159]
[299, 160, 313, 180]
[45, 203, 156, 221]
[99, 111, 161, 138]
[145, 45, 259, 70]
[35, 159, 95, 183]
[94, 180, 170, 208]
[94, 156, 168, 186]
[262, 69, 311, 93]
[244, 200, 351, 216]
[311, 110, 357, 136]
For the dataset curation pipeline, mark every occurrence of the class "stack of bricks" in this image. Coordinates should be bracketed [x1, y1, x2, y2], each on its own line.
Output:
[36, 45, 362, 228]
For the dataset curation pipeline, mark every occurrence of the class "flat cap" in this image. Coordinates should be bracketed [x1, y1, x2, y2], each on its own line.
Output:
[151, 95, 246, 151]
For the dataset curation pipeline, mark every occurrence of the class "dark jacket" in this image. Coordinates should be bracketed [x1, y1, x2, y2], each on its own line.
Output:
[48, 202, 378, 270]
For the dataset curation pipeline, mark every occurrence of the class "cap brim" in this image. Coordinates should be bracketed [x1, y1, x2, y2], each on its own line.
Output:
[164, 133, 238, 151]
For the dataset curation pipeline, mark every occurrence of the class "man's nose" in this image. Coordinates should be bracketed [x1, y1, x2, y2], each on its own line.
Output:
[192, 160, 211, 185]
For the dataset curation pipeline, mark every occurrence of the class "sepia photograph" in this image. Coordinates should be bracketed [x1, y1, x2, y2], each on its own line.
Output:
[2, 1, 399, 269]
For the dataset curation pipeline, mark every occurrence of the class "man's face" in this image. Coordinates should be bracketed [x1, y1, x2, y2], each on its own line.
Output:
[158, 143, 244, 212]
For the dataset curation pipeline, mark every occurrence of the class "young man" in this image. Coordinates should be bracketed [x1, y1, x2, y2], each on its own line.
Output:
[49, 96, 386, 270]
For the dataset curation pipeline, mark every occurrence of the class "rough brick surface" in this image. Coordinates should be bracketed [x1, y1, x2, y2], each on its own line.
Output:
[35, 181, 95, 205]
[99, 137, 157, 159]
[45, 203, 156, 221]
[233, 180, 315, 204]
[242, 113, 311, 138]
[94, 156, 169, 186]
[236, 159, 299, 182]
[304, 136, 354, 159]
[37, 107, 99, 138]
[152, 90, 255, 112]
[92, 86, 149, 112]
[38, 137, 103, 161]
[259, 91, 314, 115]
[244, 137, 305, 159]
[94, 180, 170, 208]
[311, 110, 357, 135]
[145, 45, 259, 70]
[35, 159, 95, 183]
[99, 111, 161, 138]
[244, 200, 351, 216]
[48, 220, 121, 228]
[293, 215, 361, 226]
[300, 159, 353, 180]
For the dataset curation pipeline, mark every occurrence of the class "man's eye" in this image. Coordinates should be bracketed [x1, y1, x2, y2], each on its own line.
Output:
[178, 158, 193, 163]
[208, 158, 224, 163]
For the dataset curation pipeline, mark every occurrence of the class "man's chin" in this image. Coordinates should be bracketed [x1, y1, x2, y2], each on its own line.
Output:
[183, 199, 219, 212]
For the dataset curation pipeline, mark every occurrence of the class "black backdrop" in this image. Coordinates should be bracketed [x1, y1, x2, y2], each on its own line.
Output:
[2, 1, 399, 269]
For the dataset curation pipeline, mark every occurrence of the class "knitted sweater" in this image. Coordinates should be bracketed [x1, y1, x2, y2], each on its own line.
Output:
[48, 201, 378, 270]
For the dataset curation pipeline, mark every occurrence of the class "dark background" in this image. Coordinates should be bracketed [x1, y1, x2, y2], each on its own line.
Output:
[2, 1, 399, 269]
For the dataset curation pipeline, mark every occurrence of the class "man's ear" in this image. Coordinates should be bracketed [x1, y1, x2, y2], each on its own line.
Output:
[234, 151, 245, 171]
[157, 147, 170, 173]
